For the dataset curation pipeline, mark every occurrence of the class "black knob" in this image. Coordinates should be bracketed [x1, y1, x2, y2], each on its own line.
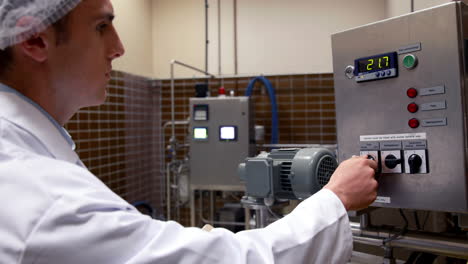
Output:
[367, 154, 375, 161]
[408, 154, 422, 174]
[385, 154, 401, 169]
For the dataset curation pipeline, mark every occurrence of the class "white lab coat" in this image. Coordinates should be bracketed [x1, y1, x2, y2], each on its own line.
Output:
[0, 89, 353, 264]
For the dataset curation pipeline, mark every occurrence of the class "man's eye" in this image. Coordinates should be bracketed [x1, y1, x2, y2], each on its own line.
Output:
[97, 23, 108, 32]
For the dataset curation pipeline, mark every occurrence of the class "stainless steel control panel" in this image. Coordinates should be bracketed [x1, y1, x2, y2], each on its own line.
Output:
[189, 97, 254, 191]
[332, 2, 468, 212]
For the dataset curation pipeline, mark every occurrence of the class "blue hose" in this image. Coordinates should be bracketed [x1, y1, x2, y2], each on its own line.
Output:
[245, 76, 279, 144]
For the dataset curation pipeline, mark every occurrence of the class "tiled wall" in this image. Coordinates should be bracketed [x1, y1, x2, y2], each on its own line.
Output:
[160, 73, 336, 226]
[65, 71, 164, 217]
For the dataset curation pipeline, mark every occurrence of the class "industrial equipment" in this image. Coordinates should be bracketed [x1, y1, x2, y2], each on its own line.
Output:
[237, 148, 337, 227]
[332, 1, 468, 213]
[189, 96, 255, 191]
[238, 148, 337, 201]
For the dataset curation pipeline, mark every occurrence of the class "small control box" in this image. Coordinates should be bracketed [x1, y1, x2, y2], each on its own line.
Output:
[189, 97, 254, 190]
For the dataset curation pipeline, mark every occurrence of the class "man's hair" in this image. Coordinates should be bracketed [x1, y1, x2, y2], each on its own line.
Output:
[0, 14, 71, 77]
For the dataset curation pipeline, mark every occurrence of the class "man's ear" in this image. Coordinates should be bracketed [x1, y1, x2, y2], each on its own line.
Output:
[19, 32, 51, 63]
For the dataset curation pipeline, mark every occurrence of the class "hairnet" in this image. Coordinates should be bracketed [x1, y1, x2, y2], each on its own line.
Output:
[0, 0, 82, 50]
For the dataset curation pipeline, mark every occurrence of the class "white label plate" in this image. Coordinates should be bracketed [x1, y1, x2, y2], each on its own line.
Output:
[375, 196, 391, 204]
[360, 133, 426, 142]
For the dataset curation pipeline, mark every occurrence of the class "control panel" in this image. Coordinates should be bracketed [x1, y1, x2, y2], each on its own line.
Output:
[360, 135, 428, 175]
[332, 2, 468, 212]
[189, 96, 254, 190]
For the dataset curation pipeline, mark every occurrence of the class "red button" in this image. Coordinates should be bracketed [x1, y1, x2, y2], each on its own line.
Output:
[407, 103, 418, 113]
[408, 118, 420, 128]
[407, 88, 418, 98]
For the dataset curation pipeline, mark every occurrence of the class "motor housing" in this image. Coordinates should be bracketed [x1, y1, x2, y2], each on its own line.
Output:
[238, 148, 338, 200]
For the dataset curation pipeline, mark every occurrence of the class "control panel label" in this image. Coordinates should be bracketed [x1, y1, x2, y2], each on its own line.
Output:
[420, 86, 445, 96]
[360, 142, 380, 150]
[380, 141, 402, 150]
[375, 196, 391, 204]
[422, 118, 447, 127]
[360, 133, 426, 142]
[403, 140, 427, 150]
[420, 101, 446, 111]
[398, 43, 421, 54]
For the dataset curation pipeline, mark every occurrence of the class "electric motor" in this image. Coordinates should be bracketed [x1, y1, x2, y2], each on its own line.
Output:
[238, 148, 338, 200]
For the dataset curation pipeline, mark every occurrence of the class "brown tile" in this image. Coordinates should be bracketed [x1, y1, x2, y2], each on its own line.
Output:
[306, 79, 321, 88]
[321, 111, 336, 118]
[321, 73, 334, 79]
[291, 112, 307, 119]
[322, 135, 337, 142]
[322, 103, 336, 110]
[292, 103, 307, 110]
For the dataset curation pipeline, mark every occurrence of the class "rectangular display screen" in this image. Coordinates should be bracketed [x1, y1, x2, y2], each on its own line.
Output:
[193, 104, 209, 121]
[193, 127, 208, 140]
[355, 52, 397, 74]
[220, 126, 237, 141]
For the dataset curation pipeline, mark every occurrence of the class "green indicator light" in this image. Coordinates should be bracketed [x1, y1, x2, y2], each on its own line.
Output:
[403, 54, 418, 69]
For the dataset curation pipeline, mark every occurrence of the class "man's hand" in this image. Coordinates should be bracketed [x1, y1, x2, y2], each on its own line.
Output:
[324, 156, 378, 211]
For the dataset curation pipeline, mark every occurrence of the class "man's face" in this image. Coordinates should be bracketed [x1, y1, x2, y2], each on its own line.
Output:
[47, 0, 125, 109]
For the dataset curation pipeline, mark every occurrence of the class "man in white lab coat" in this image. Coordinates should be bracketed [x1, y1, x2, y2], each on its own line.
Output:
[0, 0, 378, 263]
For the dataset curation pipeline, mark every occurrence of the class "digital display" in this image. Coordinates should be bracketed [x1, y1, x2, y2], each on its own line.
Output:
[193, 105, 209, 121]
[220, 126, 237, 141]
[358, 56, 390, 72]
[194, 109, 208, 121]
[355, 52, 397, 74]
[193, 127, 208, 140]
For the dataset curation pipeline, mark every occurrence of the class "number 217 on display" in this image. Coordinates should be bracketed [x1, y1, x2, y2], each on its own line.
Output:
[366, 56, 389, 70]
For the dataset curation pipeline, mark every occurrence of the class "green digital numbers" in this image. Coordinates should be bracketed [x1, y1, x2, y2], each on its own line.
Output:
[381, 56, 389, 68]
[371, 56, 389, 70]
[360, 54, 392, 73]
[367, 59, 374, 70]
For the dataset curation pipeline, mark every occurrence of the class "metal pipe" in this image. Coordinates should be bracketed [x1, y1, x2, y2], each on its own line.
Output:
[171, 60, 216, 78]
[383, 246, 396, 264]
[162, 120, 189, 164]
[210, 191, 214, 223]
[163, 120, 190, 130]
[190, 188, 195, 226]
[162, 120, 189, 221]
[176, 166, 180, 222]
[411, 0, 414, 12]
[233, 0, 238, 75]
[217, 0, 222, 76]
[255, 208, 268, 228]
[360, 213, 369, 229]
[166, 164, 171, 220]
[202, 219, 246, 227]
[205, 0, 209, 73]
[170, 63, 176, 162]
[161, 120, 190, 167]
[351, 222, 468, 258]
[244, 208, 251, 230]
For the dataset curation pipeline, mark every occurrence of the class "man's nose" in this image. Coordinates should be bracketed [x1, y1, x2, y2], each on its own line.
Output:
[109, 27, 125, 60]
